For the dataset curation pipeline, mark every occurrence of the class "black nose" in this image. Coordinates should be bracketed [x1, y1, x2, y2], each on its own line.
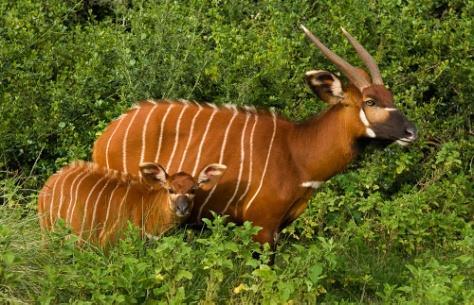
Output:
[405, 125, 417, 140]
[176, 197, 189, 215]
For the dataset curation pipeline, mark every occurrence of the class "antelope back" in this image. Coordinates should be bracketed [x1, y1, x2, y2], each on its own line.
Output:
[92, 101, 279, 221]
[38, 161, 149, 245]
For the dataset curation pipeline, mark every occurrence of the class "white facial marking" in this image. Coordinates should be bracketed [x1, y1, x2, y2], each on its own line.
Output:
[359, 109, 376, 137]
[169, 193, 179, 201]
[366, 128, 376, 138]
[359, 108, 370, 127]
[385, 107, 397, 112]
[396, 139, 411, 147]
[301, 181, 323, 189]
[185, 193, 195, 200]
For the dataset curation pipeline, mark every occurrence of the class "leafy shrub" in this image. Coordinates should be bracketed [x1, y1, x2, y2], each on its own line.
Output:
[0, 0, 473, 303]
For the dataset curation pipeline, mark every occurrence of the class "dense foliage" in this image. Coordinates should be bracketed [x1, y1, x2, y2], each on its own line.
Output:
[0, 0, 472, 303]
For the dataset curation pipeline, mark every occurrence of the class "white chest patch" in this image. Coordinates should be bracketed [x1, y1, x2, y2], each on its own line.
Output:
[301, 181, 324, 189]
[145, 233, 161, 241]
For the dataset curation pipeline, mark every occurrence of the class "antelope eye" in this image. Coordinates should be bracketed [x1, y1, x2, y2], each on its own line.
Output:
[365, 99, 376, 107]
[168, 189, 176, 194]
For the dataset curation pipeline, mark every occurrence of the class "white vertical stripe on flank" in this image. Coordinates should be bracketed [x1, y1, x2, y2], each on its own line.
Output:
[48, 173, 62, 228]
[105, 113, 128, 168]
[191, 107, 219, 176]
[102, 185, 131, 244]
[139, 103, 160, 165]
[87, 179, 112, 241]
[67, 171, 91, 225]
[222, 111, 251, 213]
[244, 112, 277, 215]
[154, 104, 176, 163]
[78, 177, 107, 239]
[38, 189, 48, 229]
[56, 167, 82, 221]
[64, 169, 87, 224]
[122, 108, 141, 174]
[166, 103, 189, 171]
[236, 114, 259, 205]
[197, 107, 239, 219]
[97, 182, 120, 242]
[177, 104, 203, 171]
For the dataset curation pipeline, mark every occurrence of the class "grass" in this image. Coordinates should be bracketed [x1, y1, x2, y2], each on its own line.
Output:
[1, 172, 472, 304]
[1, 0, 473, 303]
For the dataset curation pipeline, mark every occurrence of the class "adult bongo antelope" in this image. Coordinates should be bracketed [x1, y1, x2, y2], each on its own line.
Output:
[38, 161, 226, 247]
[92, 26, 417, 252]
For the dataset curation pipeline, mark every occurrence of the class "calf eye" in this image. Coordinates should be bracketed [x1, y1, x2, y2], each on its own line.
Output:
[365, 99, 376, 107]
[168, 189, 176, 194]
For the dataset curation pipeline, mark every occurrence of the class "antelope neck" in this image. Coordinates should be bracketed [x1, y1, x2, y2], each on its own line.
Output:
[291, 104, 361, 182]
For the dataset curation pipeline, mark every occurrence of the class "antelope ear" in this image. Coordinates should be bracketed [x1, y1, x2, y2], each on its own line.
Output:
[305, 70, 344, 105]
[197, 163, 227, 191]
[139, 163, 168, 188]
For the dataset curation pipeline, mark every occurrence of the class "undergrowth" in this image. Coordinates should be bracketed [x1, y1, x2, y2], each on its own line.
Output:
[1, 0, 473, 304]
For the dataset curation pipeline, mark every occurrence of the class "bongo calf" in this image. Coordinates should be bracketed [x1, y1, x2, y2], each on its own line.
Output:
[38, 161, 226, 247]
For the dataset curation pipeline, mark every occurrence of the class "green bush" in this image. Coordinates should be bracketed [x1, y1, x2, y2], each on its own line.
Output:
[0, 0, 472, 303]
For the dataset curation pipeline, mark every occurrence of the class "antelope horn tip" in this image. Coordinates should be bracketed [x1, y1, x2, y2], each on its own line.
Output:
[300, 24, 310, 34]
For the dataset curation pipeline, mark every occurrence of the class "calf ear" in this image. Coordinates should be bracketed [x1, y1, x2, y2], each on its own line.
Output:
[305, 70, 344, 105]
[139, 163, 168, 188]
[197, 163, 227, 191]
